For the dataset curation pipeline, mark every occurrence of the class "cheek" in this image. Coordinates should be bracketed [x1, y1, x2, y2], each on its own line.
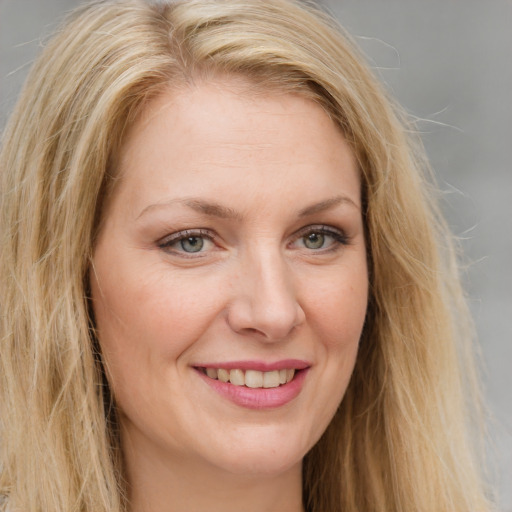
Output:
[305, 264, 368, 349]
[299, 268, 367, 442]
[91, 258, 223, 373]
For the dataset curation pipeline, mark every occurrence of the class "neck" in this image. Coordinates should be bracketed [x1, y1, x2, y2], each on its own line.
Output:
[122, 428, 305, 512]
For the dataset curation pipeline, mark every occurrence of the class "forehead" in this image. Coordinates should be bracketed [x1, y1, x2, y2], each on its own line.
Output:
[109, 78, 360, 219]
[120, 75, 347, 158]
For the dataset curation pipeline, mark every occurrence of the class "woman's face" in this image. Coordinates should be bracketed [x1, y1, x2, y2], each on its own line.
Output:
[91, 79, 368, 477]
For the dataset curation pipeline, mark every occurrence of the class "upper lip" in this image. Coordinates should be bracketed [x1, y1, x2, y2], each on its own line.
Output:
[194, 359, 311, 372]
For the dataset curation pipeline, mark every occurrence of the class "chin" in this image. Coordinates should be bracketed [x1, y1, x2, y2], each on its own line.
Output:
[199, 427, 311, 477]
[216, 451, 303, 477]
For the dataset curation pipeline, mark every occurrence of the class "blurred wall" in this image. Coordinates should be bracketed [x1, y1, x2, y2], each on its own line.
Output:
[1, 0, 511, 508]
[319, 0, 512, 505]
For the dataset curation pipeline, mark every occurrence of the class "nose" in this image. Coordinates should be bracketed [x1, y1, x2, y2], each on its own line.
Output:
[226, 248, 305, 341]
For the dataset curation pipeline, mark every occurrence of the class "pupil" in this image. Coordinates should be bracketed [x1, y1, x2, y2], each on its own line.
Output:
[305, 232, 324, 249]
[181, 237, 204, 253]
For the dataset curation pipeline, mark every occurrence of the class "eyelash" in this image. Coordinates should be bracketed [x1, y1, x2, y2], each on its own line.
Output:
[158, 229, 215, 257]
[157, 225, 349, 257]
[293, 225, 349, 252]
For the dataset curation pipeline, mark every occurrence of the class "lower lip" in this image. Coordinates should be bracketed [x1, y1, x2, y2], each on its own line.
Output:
[196, 369, 308, 409]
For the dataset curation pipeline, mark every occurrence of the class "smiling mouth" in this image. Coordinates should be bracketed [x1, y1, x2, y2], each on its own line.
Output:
[198, 367, 297, 389]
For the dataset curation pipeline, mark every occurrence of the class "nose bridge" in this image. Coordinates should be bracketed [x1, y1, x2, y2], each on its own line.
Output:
[228, 242, 304, 340]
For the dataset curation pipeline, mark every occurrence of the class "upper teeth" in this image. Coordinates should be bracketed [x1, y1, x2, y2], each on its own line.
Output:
[204, 368, 295, 388]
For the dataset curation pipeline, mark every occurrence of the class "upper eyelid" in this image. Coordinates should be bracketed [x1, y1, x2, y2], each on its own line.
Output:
[292, 224, 347, 239]
[158, 228, 216, 246]
[294, 224, 343, 235]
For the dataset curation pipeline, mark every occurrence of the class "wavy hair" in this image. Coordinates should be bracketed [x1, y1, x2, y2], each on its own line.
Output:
[0, 0, 491, 510]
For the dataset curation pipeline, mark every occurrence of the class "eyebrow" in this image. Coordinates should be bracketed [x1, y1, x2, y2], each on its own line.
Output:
[137, 194, 359, 221]
[298, 195, 360, 217]
[137, 198, 243, 221]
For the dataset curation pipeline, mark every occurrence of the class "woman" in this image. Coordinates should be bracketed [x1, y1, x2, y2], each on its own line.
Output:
[0, 0, 492, 511]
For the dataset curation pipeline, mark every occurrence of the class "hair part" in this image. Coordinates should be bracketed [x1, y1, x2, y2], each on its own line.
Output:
[0, 1, 492, 511]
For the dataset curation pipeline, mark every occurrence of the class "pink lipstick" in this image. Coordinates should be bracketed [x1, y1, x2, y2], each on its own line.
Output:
[194, 359, 310, 409]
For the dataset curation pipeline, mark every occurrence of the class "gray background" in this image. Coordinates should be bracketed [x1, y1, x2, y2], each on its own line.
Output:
[1, 0, 511, 508]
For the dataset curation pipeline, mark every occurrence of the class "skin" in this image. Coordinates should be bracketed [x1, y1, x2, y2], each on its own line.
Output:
[90, 78, 368, 512]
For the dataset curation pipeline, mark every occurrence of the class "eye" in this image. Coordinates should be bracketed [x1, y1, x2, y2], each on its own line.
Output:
[303, 232, 326, 249]
[179, 236, 205, 253]
[158, 229, 215, 256]
[292, 225, 348, 252]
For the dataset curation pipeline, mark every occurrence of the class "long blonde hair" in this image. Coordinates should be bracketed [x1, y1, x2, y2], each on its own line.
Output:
[0, 1, 491, 510]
